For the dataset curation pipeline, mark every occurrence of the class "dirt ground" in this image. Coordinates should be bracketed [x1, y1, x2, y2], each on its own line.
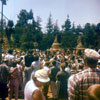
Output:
[4, 93, 52, 100]
[0, 89, 53, 100]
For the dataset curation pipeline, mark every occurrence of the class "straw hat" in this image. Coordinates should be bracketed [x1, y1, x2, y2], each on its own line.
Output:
[34, 69, 50, 83]
[84, 49, 100, 60]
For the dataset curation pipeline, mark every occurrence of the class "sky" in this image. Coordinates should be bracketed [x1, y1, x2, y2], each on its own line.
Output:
[0, 0, 100, 31]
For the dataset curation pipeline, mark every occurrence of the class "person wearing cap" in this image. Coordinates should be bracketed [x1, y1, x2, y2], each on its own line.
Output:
[24, 69, 50, 100]
[68, 49, 100, 100]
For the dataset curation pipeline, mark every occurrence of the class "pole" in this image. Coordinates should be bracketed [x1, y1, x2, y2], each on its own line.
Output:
[0, 1, 3, 63]
[1, 0, 3, 28]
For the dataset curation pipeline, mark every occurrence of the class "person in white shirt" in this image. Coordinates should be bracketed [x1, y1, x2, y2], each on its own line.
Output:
[24, 69, 50, 100]
[30, 56, 41, 79]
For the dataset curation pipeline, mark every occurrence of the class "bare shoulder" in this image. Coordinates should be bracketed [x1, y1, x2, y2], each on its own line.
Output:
[32, 89, 45, 100]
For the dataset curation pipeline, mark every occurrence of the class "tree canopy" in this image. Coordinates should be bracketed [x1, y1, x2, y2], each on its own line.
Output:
[1, 9, 100, 51]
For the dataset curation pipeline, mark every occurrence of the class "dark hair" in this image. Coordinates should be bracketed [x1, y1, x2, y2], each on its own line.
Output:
[34, 56, 39, 61]
[52, 60, 56, 66]
[8, 49, 13, 54]
[12, 62, 17, 67]
[65, 61, 68, 66]
[85, 58, 98, 65]
[28, 49, 33, 54]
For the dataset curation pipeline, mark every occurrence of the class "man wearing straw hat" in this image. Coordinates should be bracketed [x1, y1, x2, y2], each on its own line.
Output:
[24, 69, 50, 100]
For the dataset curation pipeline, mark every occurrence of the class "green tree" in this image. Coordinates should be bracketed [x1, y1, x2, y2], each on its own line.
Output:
[28, 9, 33, 20]
[39, 34, 54, 50]
[20, 25, 35, 50]
[16, 9, 29, 26]
[6, 20, 14, 44]
[46, 14, 54, 34]
[35, 16, 43, 43]
[61, 31, 77, 49]
[62, 15, 71, 32]
[53, 20, 60, 35]
[95, 23, 100, 49]
[8, 20, 14, 28]
[82, 23, 95, 48]
[75, 24, 83, 35]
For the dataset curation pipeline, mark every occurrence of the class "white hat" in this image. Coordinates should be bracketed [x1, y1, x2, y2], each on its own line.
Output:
[84, 49, 100, 60]
[35, 69, 50, 83]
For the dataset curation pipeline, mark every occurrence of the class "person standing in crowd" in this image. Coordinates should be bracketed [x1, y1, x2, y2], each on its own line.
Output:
[4, 49, 15, 67]
[25, 50, 34, 68]
[23, 50, 34, 87]
[30, 56, 41, 79]
[68, 49, 100, 100]
[24, 69, 50, 100]
[87, 84, 100, 100]
[42, 61, 51, 100]
[56, 63, 70, 100]
[0, 59, 17, 100]
[65, 61, 71, 75]
[8, 62, 20, 100]
[49, 60, 60, 100]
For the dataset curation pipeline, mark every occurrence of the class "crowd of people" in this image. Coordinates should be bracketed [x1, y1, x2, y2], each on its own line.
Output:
[0, 48, 100, 100]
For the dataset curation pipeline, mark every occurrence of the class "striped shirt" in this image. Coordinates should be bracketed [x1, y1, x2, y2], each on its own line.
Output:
[68, 67, 100, 100]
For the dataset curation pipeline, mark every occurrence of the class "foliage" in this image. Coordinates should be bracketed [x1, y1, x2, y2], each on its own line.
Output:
[1, 9, 100, 51]
[46, 14, 54, 34]
[8, 20, 14, 28]
[62, 15, 71, 32]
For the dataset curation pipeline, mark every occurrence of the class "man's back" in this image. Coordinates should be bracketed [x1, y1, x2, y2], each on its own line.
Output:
[50, 67, 60, 82]
[25, 54, 34, 67]
[68, 68, 100, 100]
